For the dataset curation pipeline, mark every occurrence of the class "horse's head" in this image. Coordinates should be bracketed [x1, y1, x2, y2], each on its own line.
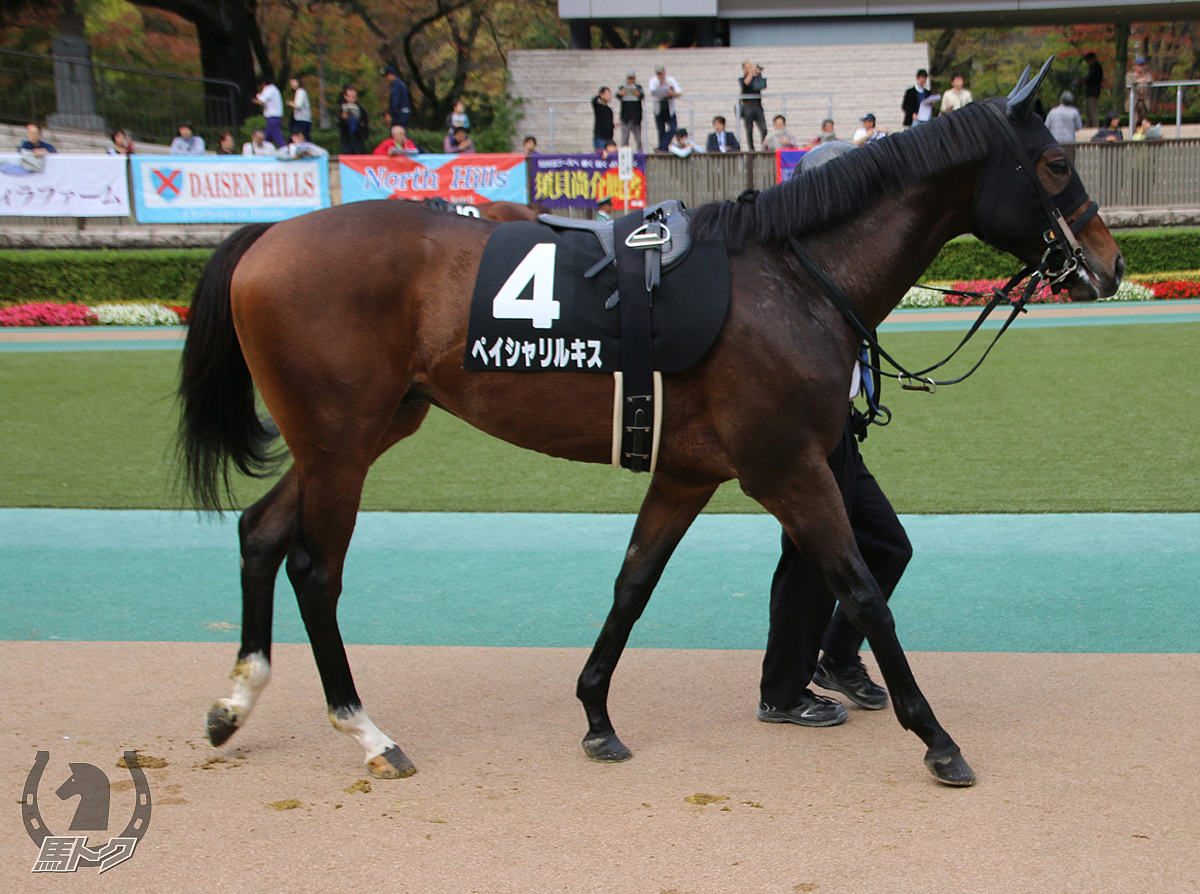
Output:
[972, 58, 1124, 301]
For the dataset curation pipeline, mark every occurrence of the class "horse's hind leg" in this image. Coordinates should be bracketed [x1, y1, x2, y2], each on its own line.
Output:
[755, 467, 975, 786]
[206, 468, 298, 747]
[287, 403, 429, 779]
[577, 471, 719, 761]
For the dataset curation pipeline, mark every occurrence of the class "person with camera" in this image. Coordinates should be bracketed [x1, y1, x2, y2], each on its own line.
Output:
[740, 61, 768, 151]
[337, 85, 370, 155]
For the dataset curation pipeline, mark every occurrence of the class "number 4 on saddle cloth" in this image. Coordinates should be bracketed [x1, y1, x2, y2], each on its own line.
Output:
[465, 201, 731, 472]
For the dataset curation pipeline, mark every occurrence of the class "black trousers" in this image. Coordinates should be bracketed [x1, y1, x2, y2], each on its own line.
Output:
[759, 417, 912, 708]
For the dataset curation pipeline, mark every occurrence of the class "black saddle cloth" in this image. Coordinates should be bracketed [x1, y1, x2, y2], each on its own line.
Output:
[465, 216, 729, 373]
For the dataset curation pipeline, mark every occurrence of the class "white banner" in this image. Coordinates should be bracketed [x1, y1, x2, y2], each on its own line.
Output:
[0, 154, 130, 218]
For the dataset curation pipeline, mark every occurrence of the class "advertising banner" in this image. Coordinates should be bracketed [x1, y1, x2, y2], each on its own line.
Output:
[129, 156, 329, 223]
[776, 148, 808, 184]
[529, 153, 646, 210]
[338, 153, 528, 205]
[0, 154, 130, 217]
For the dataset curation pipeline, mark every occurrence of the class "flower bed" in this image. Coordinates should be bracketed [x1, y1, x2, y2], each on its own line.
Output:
[901, 277, 1162, 308]
[0, 302, 188, 327]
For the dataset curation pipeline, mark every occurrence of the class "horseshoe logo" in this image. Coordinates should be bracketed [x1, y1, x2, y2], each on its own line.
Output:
[23, 751, 152, 871]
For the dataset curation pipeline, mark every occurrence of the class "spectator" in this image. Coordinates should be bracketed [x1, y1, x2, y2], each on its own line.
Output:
[337, 86, 370, 155]
[254, 77, 286, 147]
[1083, 52, 1104, 128]
[169, 121, 205, 155]
[706, 115, 740, 153]
[1045, 91, 1083, 151]
[852, 113, 886, 146]
[18, 122, 56, 155]
[595, 196, 613, 222]
[373, 125, 418, 156]
[288, 76, 312, 141]
[444, 126, 475, 154]
[106, 128, 134, 156]
[668, 127, 698, 158]
[1127, 56, 1153, 123]
[242, 129, 275, 156]
[902, 69, 931, 127]
[383, 65, 411, 128]
[523, 135, 540, 156]
[616, 71, 644, 151]
[215, 131, 236, 155]
[648, 65, 682, 153]
[804, 118, 837, 147]
[276, 130, 329, 160]
[599, 139, 618, 162]
[761, 114, 795, 151]
[445, 99, 470, 133]
[939, 73, 973, 115]
[1091, 112, 1124, 143]
[739, 60, 768, 150]
[592, 86, 615, 152]
[1132, 116, 1163, 141]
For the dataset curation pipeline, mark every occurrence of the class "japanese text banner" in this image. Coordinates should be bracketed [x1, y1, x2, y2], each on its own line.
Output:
[129, 156, 330, 223]
[776, 148, 807, 184]
[529, 154, 645, 210]
[0, 154, 130, 218]
[338, 154, 528, 205]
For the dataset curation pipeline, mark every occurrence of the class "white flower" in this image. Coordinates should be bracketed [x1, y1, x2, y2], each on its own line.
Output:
[92, 303, 183, 326]
[899, 286, 947, 308]
[1099, 280, 1155, 303]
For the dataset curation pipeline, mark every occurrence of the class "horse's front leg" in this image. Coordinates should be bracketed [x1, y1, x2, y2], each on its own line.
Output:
[577, 471, 719, 761]
[757, 465, 975, 787]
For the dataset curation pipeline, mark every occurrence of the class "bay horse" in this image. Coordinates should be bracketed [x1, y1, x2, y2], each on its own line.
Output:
[178, 65, 1122, 786]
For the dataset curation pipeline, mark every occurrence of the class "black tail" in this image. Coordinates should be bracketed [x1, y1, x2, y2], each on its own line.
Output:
[177, 223, 284, 511]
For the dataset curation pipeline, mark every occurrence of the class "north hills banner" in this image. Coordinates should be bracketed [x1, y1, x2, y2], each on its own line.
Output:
[338, 154, 528, 205]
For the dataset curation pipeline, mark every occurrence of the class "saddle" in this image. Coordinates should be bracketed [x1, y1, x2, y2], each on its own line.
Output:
[466, 201, 730, 473]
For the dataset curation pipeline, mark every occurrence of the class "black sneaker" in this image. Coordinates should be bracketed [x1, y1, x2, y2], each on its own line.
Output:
[812, 656, 889, 711]
[757, 691, 848, 727]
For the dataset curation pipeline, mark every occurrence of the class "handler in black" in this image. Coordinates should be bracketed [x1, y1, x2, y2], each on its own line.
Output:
[758, 360, 912, 726]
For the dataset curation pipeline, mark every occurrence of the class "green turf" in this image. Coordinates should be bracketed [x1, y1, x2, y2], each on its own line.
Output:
[1, 322, 1197, 512]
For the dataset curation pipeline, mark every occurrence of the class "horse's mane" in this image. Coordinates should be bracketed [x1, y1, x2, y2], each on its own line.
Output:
[690, 99, 1000, 251]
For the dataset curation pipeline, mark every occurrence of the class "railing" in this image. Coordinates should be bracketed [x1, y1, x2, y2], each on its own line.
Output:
[0, 49, 240, 147]
[1072, 138, 1200, 209]
[543, 92, 834, 153]
[644, 152, 779, 205]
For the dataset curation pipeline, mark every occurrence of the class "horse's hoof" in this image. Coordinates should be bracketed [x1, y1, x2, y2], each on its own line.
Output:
[582, 733, 632, 762]
[206, 703, 239, 747]
[924, 749, 976, 786]
[366, 745, 416, 779]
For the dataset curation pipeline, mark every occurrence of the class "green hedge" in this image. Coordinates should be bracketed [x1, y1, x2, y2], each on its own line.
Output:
[923, 227, 1200, 282]
[0, 250, 210, 306]
[4, 226, 1200, 306]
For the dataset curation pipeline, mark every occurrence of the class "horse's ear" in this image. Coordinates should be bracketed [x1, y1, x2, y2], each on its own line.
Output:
[1007, 56, 1055, 125]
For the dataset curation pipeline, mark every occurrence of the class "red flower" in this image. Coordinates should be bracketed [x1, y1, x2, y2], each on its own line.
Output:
[0, 302, 98, 327]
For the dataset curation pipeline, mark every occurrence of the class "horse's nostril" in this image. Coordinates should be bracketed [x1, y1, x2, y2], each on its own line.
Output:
[1115, 254, 1126, 284]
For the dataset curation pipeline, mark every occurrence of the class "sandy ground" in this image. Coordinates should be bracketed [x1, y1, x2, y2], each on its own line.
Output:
[1, 642, 1197, 893]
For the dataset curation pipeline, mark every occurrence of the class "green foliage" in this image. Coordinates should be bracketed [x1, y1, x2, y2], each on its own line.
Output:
[0, 250, 209, 306]
[924, 228, 1200, 282]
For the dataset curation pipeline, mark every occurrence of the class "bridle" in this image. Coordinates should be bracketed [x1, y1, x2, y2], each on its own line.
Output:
[785, 92, 1102, 417]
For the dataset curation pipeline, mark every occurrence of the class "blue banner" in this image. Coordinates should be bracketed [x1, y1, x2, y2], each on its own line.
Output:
[129, 156, 330, 223]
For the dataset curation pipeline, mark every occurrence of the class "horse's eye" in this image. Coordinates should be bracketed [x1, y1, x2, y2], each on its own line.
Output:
[1048, 160, 1070, 177]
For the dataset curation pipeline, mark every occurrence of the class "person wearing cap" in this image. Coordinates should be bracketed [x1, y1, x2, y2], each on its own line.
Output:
[254, 78, 286, 148]
[939, 73, 973, 115]
[616, 71, 644, 151]
[648, 64, 682, 153]
[761, 114, 795, 151]
[383, 65, 411, 128]
[1126, 56, 1153, 124]
[1045, 91, 1083, 155]
[668, 127, 699, 157]
[595, 196, 613, 222]
[169, 121, 205, 155]
[852, 113, 886, 146]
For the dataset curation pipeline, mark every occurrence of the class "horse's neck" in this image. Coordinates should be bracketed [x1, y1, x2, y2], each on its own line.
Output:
[808, 168, 979, 331]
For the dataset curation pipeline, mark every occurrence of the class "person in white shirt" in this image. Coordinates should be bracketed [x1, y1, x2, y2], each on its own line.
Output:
[242, 129, 276, 156]
[169, 121, 205, 155]
[287, 77, 312, 141]
[255, 78, 286, 147]
[648, 65, 682, 153]
[275, 130, 329, 160]
[939, 74, 973, 115]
